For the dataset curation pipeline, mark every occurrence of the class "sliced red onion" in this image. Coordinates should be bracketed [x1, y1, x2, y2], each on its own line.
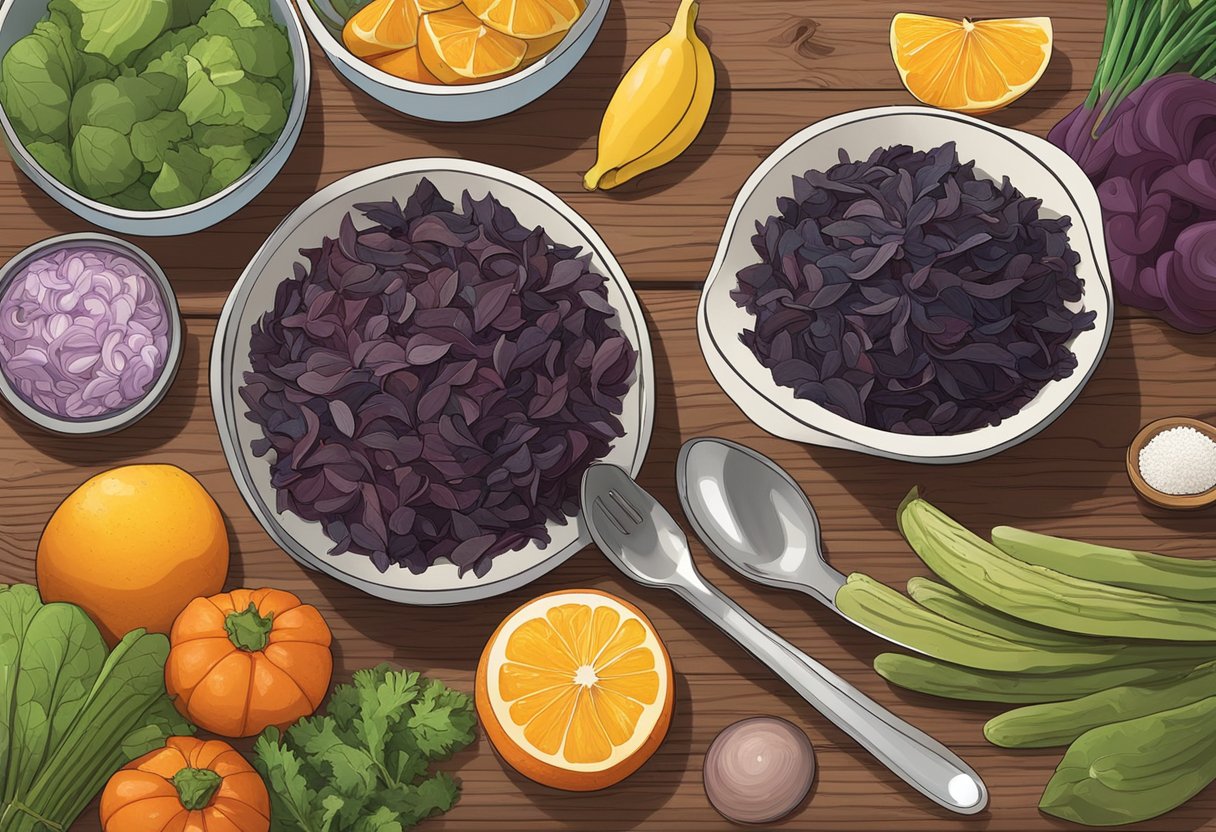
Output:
[0, 246, 170, 419]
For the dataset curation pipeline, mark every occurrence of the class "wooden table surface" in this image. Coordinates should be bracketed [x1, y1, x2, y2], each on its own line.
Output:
[4, 0, 1216, 829]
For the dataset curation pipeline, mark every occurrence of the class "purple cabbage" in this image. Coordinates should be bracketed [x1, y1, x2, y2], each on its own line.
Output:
[1049, 74, 1216, 333]
[242, 179, 636, 577]
[733, 143, 1096, 436]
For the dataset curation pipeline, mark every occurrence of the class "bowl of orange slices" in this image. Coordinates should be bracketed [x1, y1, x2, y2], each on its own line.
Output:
[300, 0, 605, 121]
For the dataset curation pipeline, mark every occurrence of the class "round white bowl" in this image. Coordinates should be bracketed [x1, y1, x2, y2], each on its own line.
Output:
[212, 158, 654, 603]
[299, 0, 607, 122]
[0, 233, 182, 435]
[699, 107, 1114, 465]
[0, 0, 311, 237]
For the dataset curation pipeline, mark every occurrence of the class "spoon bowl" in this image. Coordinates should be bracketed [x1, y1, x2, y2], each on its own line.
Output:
[677, 438, 845, 607]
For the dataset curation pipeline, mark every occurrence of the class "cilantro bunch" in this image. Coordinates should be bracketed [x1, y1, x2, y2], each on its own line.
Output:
[253, 664, 478, 832]
[0, 0, 294, 211]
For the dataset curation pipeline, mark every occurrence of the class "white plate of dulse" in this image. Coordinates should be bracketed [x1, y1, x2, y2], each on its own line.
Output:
[213, 159, 654, 604]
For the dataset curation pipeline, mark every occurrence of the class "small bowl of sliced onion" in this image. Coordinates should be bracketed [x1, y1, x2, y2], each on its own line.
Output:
[0, 233, 182, 435]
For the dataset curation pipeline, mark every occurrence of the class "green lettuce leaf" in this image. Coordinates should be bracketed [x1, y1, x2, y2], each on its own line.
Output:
[26, 141, 74, 188]
[61, 0, 171, 65]
[131, 109, 191, 172]
[0, 31, 74, 144]
[71, 124, 141, 198]
[150, 145, 212, 208]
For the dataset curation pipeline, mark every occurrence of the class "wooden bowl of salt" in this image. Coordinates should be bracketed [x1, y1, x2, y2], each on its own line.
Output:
[1127, 417, 1216, 510]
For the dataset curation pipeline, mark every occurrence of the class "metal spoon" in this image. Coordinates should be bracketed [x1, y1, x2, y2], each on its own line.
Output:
[676, 437, 913, 646]
[581, 463, 987, 815]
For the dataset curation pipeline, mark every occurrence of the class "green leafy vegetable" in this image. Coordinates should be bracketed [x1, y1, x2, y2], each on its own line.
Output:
[0, 0, 294, 211]
[0, 584, 193, 832]
[62, 0, 171, 65]
[131, 110, 192, 172]
[254, 664, 477, 832]
[0, 30, 74, 143]
[151, 144, 213, 207]
[72, 124, 141, 198]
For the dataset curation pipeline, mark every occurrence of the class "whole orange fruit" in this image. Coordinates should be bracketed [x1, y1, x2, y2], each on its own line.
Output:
[37, 464, 229, 645]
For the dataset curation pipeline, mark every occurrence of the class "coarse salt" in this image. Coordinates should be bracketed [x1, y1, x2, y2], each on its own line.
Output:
[1137, 426, 1216, 496]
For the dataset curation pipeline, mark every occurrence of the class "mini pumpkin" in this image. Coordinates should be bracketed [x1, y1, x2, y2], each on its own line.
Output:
[166, 587, 333, 736]
[101, 736, 270, 832]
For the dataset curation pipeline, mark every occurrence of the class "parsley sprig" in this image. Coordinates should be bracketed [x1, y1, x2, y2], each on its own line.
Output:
[253, 664, 477, 831]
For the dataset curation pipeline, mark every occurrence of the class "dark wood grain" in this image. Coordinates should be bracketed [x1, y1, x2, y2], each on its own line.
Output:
[2, 0, 1207, 828]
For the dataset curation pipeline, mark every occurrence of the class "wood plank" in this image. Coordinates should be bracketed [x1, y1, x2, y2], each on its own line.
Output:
[4, 290, 1216, 830]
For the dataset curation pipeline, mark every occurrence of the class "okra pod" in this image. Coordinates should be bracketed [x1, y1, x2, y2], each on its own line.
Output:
[899, 491, 1216, 641]
[992, 525, 1216, 602]
[873, 653, 1200, 704]
[986, 661, 1216, 748]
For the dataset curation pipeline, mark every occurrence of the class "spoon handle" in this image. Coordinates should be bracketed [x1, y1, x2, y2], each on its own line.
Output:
[674, 576, 988, 815]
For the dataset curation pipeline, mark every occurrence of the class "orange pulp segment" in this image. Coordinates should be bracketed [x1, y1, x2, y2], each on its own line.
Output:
[343, 0, 421, 58]
[890, 13, 1052, 114]
[462, 0, 584, 39]
[418, 5, 528, 84]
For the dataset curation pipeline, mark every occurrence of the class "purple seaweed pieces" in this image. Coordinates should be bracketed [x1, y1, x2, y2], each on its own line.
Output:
[242, 179, 636, 577]
[732, 142, 1096, 436]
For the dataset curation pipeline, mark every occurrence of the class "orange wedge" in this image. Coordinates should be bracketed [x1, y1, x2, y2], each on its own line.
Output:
[890, 13, 1052, 114]
[463, 0, 583, 39]
[369, 46, 442, 83]
[418, 5, 528, 84]
[476, 589, 674, 791]
[343, 0, 421, 59]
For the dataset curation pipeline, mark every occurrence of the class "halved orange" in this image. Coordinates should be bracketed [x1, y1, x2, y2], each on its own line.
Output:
[369, 46, 442, 83]
[343, 0, 421, 59]
[890, 14, 1052, 114]
[462, 0, 584, 39]
[418, 5, 528, 84]
[476, 589, 674, 791]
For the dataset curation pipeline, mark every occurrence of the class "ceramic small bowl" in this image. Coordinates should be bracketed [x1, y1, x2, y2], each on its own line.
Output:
[0, 233, 183, 435]
[1127, 417, 1216, 510]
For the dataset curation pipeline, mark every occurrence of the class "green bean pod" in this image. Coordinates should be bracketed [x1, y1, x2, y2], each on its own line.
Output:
[838, 573, 1216, 672]
[986, 661, 1216, 748]
[992, 525, 1216, 602]
[872, 653, 1200, 704]
[899, 490, 1216, 641]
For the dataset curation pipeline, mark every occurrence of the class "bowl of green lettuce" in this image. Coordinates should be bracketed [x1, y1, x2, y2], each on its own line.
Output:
[0, 0, 309, 236]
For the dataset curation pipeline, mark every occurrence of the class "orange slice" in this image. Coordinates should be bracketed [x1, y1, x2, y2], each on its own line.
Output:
[476, 589, 674, 791]
[520, 29, 568, 67]
[343, 0, 421, 59]
[418, 5, 528, 84]
[462, 0, 584, 39]
[890, 13, 1052, 114]
[369, 47, 442, 83]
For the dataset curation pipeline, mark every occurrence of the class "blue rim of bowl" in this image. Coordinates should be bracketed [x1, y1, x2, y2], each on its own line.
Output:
[0, 233, 183, 435]
[0, 0, 310, 223]
[298, 0, 605, 95]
